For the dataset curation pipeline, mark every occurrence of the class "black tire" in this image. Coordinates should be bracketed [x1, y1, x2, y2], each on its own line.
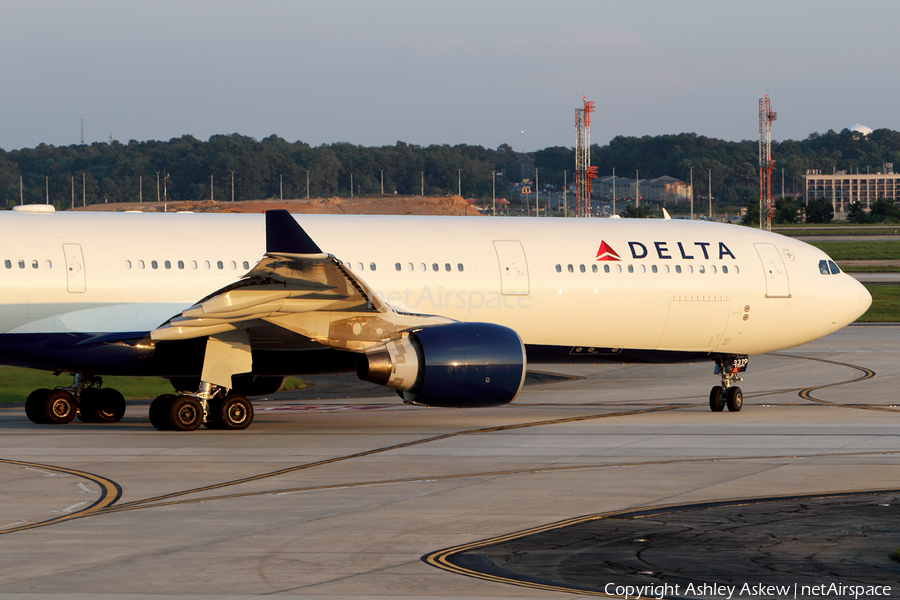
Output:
[203, 398, 223, 430]
[169, 395, 203, 431]
[44, 390, 77, 424]
[94, 388, 126, 423]
[726, 386, 743, 412]
[149, 394, 176, 431]
[219, 393, 254, 430]
[709, 386, 725, 412]
[25, 389, 51, 424]
[78, 388, 100, 423]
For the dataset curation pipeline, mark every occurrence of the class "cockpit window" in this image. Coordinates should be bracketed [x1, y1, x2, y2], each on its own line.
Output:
[819, 259, 841, 275]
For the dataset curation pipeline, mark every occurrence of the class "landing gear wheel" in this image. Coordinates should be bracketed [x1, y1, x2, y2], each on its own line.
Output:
[218, 393, 253, 430]
[25, 389, 51, 424]
[169, 395, 203, 431]
[726, 386, 743, 412]
[94, 388, 126, 423]
[709, 386, 725, 412]
[149, 394, 176, 431]
[44, 390, 77, 424]
[77, 388, 100, 423]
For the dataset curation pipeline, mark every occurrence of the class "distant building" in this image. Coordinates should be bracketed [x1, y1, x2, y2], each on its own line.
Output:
[593, 175, 691, 204]
[802, 163, 900, 215]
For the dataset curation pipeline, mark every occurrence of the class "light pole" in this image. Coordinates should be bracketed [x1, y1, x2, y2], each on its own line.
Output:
[535, 167, 539, 216]
[380, 169, 384, 195]
[156, 171, 160, 202]
[708, 168, 712, 218]
[563, 170, 567, 217]
[689, 166, 693, 219]
[635, 169, 640, 208]
[612, 167, 616, 215]
[350, 173, 353, 198]
[420, 171, 424, 196]
[306, 170, 310, 199]
[457, 168, 461, 197]
[231, 171, 235, 202]
[492, 170, 496, 216]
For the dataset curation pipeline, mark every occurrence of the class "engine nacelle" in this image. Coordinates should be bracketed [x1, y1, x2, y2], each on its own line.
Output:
[357, 322, 526, 408]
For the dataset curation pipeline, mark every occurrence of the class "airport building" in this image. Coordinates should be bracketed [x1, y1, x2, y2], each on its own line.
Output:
[802, 163, 900, 214]
[593, 175, 692, 204]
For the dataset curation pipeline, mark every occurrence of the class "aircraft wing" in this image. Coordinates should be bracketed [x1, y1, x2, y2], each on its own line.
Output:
[150, 210, 452, 352]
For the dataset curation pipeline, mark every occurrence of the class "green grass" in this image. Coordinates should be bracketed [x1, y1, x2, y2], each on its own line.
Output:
[840, 265, 900, 273]
[0, 368, 307, 404]
[894, 547, 900, 563]
[808, 241, 900, 261]
[858, 285, 900, 322]
[0, 368, 174, 404]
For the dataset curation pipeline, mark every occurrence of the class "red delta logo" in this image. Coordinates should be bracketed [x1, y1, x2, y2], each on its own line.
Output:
[595, 241, 621, 261]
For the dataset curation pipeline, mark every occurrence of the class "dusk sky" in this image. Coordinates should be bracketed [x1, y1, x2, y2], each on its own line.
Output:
[3, 0, 898, 152]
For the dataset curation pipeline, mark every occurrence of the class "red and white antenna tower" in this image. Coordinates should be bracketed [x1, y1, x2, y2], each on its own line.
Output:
[759, 96, 777, 230]
[575, 98, 598, 217]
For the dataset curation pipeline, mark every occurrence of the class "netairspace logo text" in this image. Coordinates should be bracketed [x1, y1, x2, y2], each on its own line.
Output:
[603, 582, 891, 600]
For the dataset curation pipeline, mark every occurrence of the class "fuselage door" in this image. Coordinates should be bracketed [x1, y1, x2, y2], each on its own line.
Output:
[754, 242, 790, 298]
[62, 243, 86, 293]
[493, 240, 530, 295]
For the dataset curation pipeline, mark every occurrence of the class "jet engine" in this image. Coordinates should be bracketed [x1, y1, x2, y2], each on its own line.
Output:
[356, 322, 526, 407]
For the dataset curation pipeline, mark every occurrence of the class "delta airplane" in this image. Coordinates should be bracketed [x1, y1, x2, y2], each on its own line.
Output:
[0, 206, 870, 431]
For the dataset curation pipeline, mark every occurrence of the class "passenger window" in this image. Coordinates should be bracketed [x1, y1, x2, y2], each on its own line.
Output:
[818, 260, 830, 275]
[639, 265, 646, 273]
[138, 260, 145, 269]
[567, 264, 574, 273]
[31, 260, 37, 269]
[217, 261, 224, 270]
[151, 260, 158, 270]
[191, 260, 198, 270]
[204, 261, 210, 270]
[828, 260, 840, 274]
[457, 263, 464, 272]
[651, 265, 658, 274]
[45, 260, 51, 269]
[615, 264, 622, 273]
[17, 260, 24, 269]
[243, 261, 250, 270]
[407, 263, 414, 272]
[395, 262, 401, 271]
[230, 261, 237, 270]
[555, 264, 561, 273]
[178, 260, 184, 269]
[3, 260, 9, 269]
[722, 265, 728, 274]
[710, 265, 717, 274]
[444, 263, 451, 272]
[699, 265, 705, 274]
[592, 264, 598, 273]
[369, 262, 376, 271]
[603, 264, 610, 273]
[734, 265, 740, 274]
[664, 265, 670, 274]
[579, 264, 585, 273]
[164, 260, 171, 269]
[675, 265, 682, 274]
[419, 263, 426, 272]
[125, 260, 132, 270]
[687, 265, 693, 274]
[627, 265, 634, 273]
[357, 262, 364, 271]
[432, 263, 438, 272]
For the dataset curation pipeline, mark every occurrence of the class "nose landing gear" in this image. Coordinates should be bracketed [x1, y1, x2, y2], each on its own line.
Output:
[709, 355, 747, 412]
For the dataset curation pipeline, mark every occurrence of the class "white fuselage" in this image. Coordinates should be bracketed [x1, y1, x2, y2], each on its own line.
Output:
[0, 211, 870, 364]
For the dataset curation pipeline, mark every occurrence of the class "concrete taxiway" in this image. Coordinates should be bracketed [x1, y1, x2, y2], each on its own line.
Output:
[0, 324, 898, 599]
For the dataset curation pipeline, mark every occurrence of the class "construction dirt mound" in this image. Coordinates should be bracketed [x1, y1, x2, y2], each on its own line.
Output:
[72, 195, 482, 216]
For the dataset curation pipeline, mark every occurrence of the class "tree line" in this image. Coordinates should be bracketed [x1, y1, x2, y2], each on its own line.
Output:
[2, 128, 900, 212]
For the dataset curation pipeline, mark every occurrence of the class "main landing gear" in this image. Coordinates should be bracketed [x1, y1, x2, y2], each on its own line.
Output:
[709, 355, 747, 413]
[149, 382, 253, 432]
[24, 373, 126, 425]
